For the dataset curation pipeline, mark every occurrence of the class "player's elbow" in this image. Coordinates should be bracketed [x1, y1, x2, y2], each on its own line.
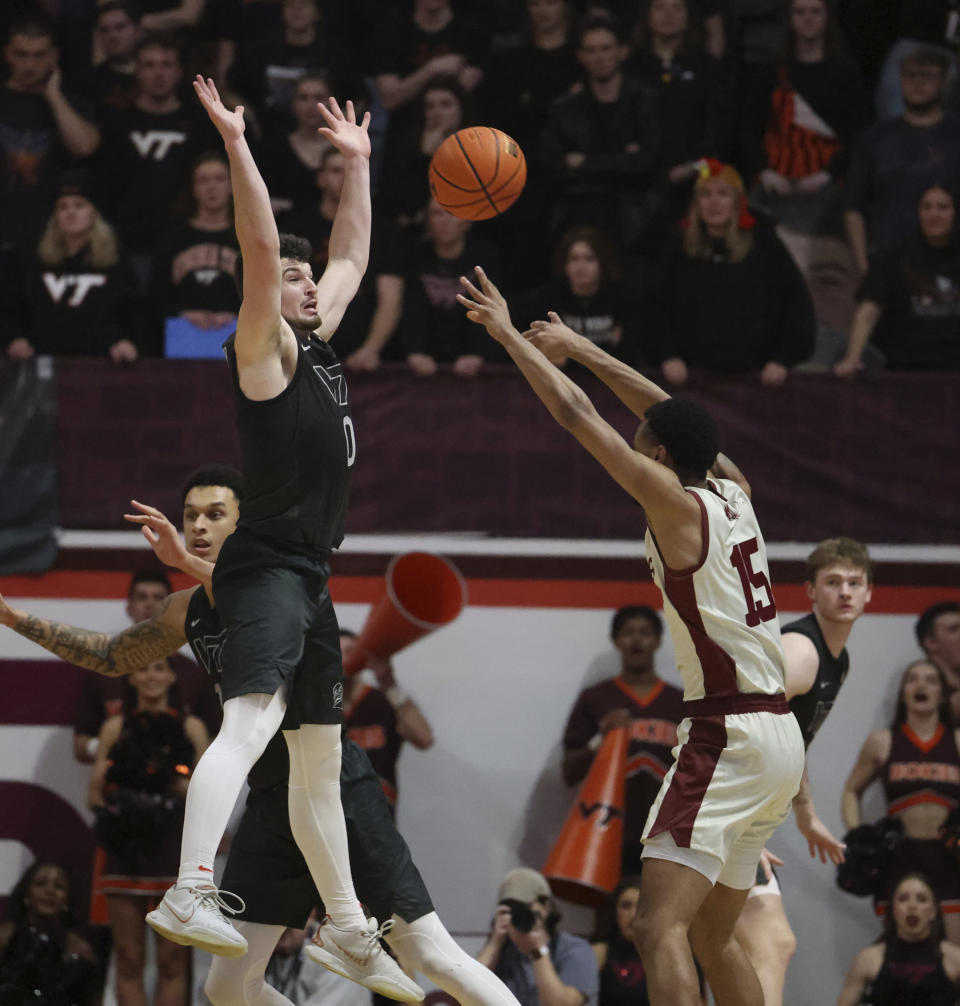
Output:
[552, 387, 593, 431]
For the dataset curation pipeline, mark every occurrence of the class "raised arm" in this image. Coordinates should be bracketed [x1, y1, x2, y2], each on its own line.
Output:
[124, 500, 214, 588]
[0, 589, 190, 677]
[312, 99, 372, 342]
[193, 76, 282, 368]
[710, 452, 751, 499]
[526, 312, 670, 420]
[459, 270, 700, 551]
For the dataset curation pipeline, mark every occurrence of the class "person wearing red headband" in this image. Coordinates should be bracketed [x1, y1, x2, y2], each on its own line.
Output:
[657, 159, 815, 387]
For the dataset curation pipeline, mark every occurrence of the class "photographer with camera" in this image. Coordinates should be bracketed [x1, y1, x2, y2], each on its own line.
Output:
[478, 868, 598, 1006]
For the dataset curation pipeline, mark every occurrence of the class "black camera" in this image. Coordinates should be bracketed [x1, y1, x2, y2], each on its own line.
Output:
[500, 898, 537, 933]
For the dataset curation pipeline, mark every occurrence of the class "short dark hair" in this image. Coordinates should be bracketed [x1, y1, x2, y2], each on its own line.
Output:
[135, 32, 180, 60]
[901, 44, 951, 74]
[234, 233, 313, 297]
[611, 605, 663, 640]
[7, 16, 55, 44]
[916, 601, 960, 647]
[180, 463, 245, 506]
[128, 569, 172, 598]
[577, 11, 625, 46]
[339, 628, 358, 639]
[643, 399, 719, 481]
[96, 1, 141, 25]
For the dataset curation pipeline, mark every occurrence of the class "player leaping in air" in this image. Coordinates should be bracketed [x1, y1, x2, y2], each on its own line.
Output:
[458, 269, 805, 1006]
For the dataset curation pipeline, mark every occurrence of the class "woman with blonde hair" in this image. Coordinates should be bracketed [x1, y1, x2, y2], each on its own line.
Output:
[655, 159, 815, 385]
[4, 173, 144, 360]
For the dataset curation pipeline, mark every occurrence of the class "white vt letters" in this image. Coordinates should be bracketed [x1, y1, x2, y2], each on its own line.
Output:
[130, 130, 187, 160]
[43, 273, 107, 307]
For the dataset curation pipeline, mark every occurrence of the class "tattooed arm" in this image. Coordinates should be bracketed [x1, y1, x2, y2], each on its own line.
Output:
[0, 588, 192, 676]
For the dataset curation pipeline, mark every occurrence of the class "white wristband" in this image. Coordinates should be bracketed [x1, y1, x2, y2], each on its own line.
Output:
[587, 733, 603, 752]
[85, 737, 99, 758]
[385, 685, 410, 709]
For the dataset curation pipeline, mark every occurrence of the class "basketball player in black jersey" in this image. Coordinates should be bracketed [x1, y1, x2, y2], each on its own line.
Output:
[734, 537, 873, 1006]
[145, 76, 419, 998]
[0, 466, 521, 1006]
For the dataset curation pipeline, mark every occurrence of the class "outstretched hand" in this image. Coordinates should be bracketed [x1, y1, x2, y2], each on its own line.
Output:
[798, 811, 846, 865]
[524, 311, 582, 365]
[124, 500, 191, 571]
[317, 98, 371, 160]
[457, 266, 515, 342]
[193, 75, 245, 143]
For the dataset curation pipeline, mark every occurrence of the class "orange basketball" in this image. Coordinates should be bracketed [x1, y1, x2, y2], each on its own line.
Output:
[428, 127, 527, 221]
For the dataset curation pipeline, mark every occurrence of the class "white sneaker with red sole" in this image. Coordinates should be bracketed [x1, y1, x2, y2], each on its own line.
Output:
[146, 884, 247, 958]
[305, 916, 424, 1001]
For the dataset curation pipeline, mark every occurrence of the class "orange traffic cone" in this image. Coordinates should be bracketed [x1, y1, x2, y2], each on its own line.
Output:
[342, 552, 468, 676]
[543, 727, 629, 906]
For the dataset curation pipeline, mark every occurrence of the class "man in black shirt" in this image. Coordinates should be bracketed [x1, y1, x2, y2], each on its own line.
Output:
[0, 15, 100, 253]
[540, 13, 660, 251]
[86, 2, 142, 118]
[97, 35, 210, 268]
[143, 76, 422, 1002]
[735, 537, 873, 1006]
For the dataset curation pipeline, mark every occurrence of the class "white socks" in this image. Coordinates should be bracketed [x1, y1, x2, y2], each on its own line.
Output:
[178, 691, 286, 886]
[284, 723, 366, 930]
[205, 922, 292, 1006]
[387, 912, 521, 1006]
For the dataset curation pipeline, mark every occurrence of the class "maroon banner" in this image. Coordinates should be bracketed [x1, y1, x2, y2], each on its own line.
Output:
[53, 360, 960, 543]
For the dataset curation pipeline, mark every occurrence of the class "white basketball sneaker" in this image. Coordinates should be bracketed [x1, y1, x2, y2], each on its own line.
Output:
[146, 884, 247, 958]
[305, 916, 425, 1001]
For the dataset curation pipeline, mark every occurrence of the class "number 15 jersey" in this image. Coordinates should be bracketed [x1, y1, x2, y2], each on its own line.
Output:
[645, 478, 786, 702]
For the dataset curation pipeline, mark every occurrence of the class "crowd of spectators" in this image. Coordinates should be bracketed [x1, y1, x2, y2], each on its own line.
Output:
[2, 0, 960, 377]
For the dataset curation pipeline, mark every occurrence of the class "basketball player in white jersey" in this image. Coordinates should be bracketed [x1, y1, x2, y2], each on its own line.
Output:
[457, 270, 805, 1006]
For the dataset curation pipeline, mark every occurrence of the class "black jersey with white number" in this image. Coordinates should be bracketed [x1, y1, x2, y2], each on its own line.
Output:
[224, 332, 355, 553]
[785, 612, 850, 749]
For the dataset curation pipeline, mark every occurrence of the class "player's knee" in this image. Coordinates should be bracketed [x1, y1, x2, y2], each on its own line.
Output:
[204, 962, 238, 1005]
[112, 941, 145, 977]
[739, 898, 796, 969]
[155, 948, 188, 983]
[770, 917, 797, 966]
[630, 904, 677, 956]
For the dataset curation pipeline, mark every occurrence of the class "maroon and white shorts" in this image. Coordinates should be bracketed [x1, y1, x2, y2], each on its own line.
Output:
[641, 695, 804, 890]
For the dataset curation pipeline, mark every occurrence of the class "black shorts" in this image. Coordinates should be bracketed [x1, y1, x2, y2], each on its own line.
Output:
[221, 739, 434, 929]
[212, 527, 343, 728]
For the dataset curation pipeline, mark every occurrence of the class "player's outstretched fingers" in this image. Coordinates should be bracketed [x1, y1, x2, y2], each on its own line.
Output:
[130, 499, 161, 517]
[459, 274, 482, 301]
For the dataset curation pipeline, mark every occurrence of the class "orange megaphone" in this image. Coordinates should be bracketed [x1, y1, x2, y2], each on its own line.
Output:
[543, 727, 628, 906]
[342, 552, 468, 676]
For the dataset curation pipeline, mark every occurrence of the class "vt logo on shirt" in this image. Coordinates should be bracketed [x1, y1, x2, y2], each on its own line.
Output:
[313, 361, 349, 406]
[130, 130, 187, 160]
[42, 273, 106, 306]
